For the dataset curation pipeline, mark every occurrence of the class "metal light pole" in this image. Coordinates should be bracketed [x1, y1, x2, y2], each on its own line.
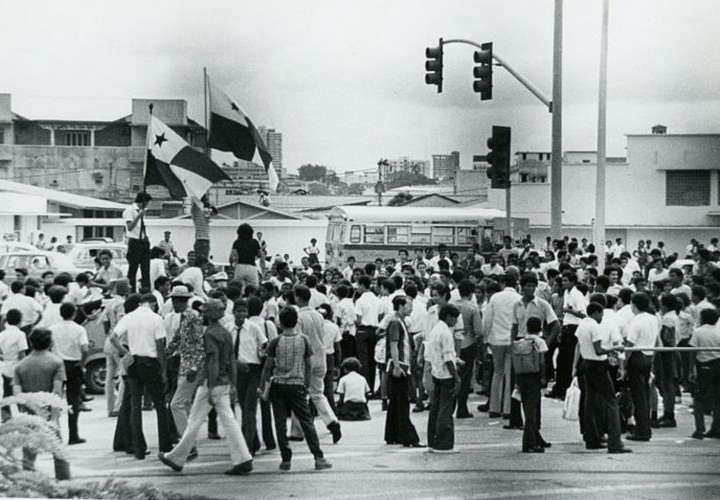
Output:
[550, 0, 563, 240]
[594, 0, 609, 265]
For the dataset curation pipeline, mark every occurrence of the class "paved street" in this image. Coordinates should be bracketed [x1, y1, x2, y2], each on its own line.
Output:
[34, 392, 720, 499]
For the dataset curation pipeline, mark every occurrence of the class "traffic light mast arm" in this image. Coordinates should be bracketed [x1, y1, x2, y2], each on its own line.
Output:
[442, 38, 552, 112]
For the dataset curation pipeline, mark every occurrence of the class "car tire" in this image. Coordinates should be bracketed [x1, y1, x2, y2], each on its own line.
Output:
[85, 360, 106, 395]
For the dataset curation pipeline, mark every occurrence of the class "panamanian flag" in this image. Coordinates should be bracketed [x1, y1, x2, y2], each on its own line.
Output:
[144, 115, 230, 200]
[207, 81, 279, 191]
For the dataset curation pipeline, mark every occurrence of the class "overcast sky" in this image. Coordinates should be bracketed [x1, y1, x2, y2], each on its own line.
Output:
[1, 0, 719, 174]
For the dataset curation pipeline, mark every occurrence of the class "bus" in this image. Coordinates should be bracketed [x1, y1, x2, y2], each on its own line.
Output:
[325, 205, 509, 267]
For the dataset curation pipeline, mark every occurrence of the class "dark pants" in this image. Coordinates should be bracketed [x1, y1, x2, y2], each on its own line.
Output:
[194, 238, 210, 262]
[236, 363, 262, 453]
[64, 361, 83, 441]
[2, 375, 13, 421]
[114, 375, 146, 453]
[340, 332, 357, 361]
[554, 325, 578, 398]
[656, 352, 676, 419]
[165, 355, 179, 441]
[583, 360, 623, 450]
[545, 335, 559, 381]
[127, 356, 172, 458]
[516, 373, 542, 450]
[678, 338, 694, 392]
[324, 354, 336, 413]
[411, 348, 427, 405]
[270, 383, 324, 462]
[427, 377, 457, 451]
[385, 374, 420, 445]
[694, 359, 720, 434]
[127, 238, 150, 293]
[627, 351, 653, 439]
[259, 359, 276, 450]
[355, 326, 377, 393]
[456, 346, 476, 415]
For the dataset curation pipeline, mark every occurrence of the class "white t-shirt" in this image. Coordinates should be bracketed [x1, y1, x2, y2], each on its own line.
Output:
[336, 371, 370, 403]
[322, 320, 342, 355]
[0, 325, 28, 378]
[113, 304, 166, 358]
[1, 293, 43, 328]
[575, 317, 608, 361]
[648, 268, 669, 283]
[38, 302, 63, 330]
[563, 287, 588, 326]
[50, 320, 89, 361]
[123, 203, 142, 240]
[355, 291, 380, 327]
[237, 319, 268, 365]
[627, 312, 659, 356]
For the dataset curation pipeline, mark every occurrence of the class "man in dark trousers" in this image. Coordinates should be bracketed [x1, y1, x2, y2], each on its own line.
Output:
[123, 192, 152, 293]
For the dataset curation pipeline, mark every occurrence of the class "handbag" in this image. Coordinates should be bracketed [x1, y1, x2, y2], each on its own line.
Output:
[562, 377, 581, 421]
[511, 338, 541, 374]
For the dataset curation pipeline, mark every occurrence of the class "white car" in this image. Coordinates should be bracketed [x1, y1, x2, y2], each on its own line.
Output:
[67, 243, 129, 273]
[0, 251, 83, 284]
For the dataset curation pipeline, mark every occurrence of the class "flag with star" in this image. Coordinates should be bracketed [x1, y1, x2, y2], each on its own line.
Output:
[144, 115, 230, 200]
[207, 80, 279, 191]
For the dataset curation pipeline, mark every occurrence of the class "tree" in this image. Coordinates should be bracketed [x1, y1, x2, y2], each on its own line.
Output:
[347, 183, 365, 195]
[308, 182, 331, 195]
[386, 171, 435, 189]
[298, 164, 328, 182]
[388, 192, 414, 206]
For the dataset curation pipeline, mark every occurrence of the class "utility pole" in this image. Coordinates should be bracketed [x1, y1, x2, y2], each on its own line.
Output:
[594, 0, 609, 265]
[550, 0, 563, 240]
[376, 159, 387, 206]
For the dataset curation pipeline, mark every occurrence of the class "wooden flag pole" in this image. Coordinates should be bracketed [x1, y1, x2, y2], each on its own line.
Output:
[140, 103, 153, 241]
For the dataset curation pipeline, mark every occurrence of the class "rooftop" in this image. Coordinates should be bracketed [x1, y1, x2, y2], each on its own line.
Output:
[0, 179, 126, 211]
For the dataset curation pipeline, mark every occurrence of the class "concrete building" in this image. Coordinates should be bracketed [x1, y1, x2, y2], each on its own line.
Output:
[0, 94, 206, 204]
[382, 157, 431, 178]
[341, 169, 378, 186]
[258, 127, 283, 179]
[484, 127, 720, 254]
[432, 151, 460, 180]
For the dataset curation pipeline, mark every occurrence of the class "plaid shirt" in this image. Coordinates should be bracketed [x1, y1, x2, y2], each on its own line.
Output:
[167, 310, 205, 376]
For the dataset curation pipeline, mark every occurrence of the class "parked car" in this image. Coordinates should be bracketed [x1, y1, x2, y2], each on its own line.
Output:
[83, 313, 107, 394]
[0, 251, 83, 283]
[67, 243, 128, 273]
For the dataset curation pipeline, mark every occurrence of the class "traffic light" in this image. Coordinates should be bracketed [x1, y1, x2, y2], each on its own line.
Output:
[473, 42, 493, 100]
[425, 38, 444, 93]
[486, 125, 511, 189]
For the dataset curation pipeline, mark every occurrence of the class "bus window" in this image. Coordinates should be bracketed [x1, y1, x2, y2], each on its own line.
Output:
[363, 225, 385, 244]
[456, 227, 473, 245]
[432, 226, 454, 244]
[387, 225, 409, 244]
[410, 225, 431, 245]
[349, 225, 361, 243]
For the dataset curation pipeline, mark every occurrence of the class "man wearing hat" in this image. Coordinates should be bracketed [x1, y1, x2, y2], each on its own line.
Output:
[166, 286, 204, 447]
[159, 299, 253, 475]
[208, 271, 229, 290]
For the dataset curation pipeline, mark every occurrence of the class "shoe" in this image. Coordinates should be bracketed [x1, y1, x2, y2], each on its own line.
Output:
[503, 424, 523, 430]
[224, 460, 253, 476]
[207, 432, 222, 440]
[403, 442, 426, 448]
[585, 443, 607, 450]
[127, 449, 151, 456]
[279, 461, 291, 471]
[108, 411, 119, 418]
[691, 431, 705, 440]
[656, 418, 677, 428]
[328, 421, 342, 444]
[703, 431, 720, 439]
[488, 412, 502, 418]
[287, 435, 304, 442]
[158, 452, 183, 472]
[625, 434, 650, 442]
[522, 446, 545, 453]
[540, 440, 552, 449]
[608, 448, 632, 454]
[79, 404, 92, 412]
[413, 403, 426, 413]
[476, 403, 489, 413]
[68, 437, 86, 445]
[381, 400, 388, 411]
[456, 411, 473, 419]
[314, 457, 332, 470]
[186, 447, 198, 462]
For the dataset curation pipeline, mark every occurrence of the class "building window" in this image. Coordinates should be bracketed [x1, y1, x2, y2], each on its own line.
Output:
[387, 225, 409, 244]
[666, 170, 710, 206]
[363, 225, 385, 244]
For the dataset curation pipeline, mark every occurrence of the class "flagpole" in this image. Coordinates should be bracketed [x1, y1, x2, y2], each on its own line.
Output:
[203, 67, 218, 206]
[140, 103, 154, 240]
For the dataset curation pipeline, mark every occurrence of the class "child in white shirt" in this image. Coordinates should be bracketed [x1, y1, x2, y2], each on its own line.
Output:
[336, 357, 371, 421]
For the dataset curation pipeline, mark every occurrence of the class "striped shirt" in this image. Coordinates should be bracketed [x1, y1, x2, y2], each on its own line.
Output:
[267, 333, 313, 386]
[191, 201, 210, 240]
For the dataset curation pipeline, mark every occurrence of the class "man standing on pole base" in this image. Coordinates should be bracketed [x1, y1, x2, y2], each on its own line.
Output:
[124, 192, 152, 293]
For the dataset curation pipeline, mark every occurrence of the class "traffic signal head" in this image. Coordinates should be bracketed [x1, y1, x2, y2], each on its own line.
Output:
[425, 38, 444, 93]
[486, 125, 510, 189]
[473, 42, 493, 101]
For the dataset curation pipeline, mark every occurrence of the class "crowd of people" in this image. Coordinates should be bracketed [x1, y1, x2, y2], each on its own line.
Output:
[2, 217, 720, 478]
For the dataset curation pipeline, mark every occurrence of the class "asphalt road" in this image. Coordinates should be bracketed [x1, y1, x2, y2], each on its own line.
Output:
[34, 391, 720, 499]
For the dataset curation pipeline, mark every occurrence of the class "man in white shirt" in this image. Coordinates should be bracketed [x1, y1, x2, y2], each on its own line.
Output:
[483, 275, 521, 417]
[426, 304, 461, 453]
[306, 275, 328, 310]
[668, 268, 692, 297]
[342, 256, 357, 282]
[50, 303, 89, 445]
[354, 276, 380, 393]
[624, 292, 658, 442]
[575, 304, 630, 454]
[111, 293, 172, 459]
[548, 271, 587, 400]
[1, 281, 43, 334]
[0, 309, 27, 420]
[480, 254, 505, 277]
[124, 192, 152, 293]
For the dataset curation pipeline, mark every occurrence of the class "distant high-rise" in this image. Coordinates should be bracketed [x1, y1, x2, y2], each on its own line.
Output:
[258, 127, 283, 179]
[431, 151, 460, 180]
